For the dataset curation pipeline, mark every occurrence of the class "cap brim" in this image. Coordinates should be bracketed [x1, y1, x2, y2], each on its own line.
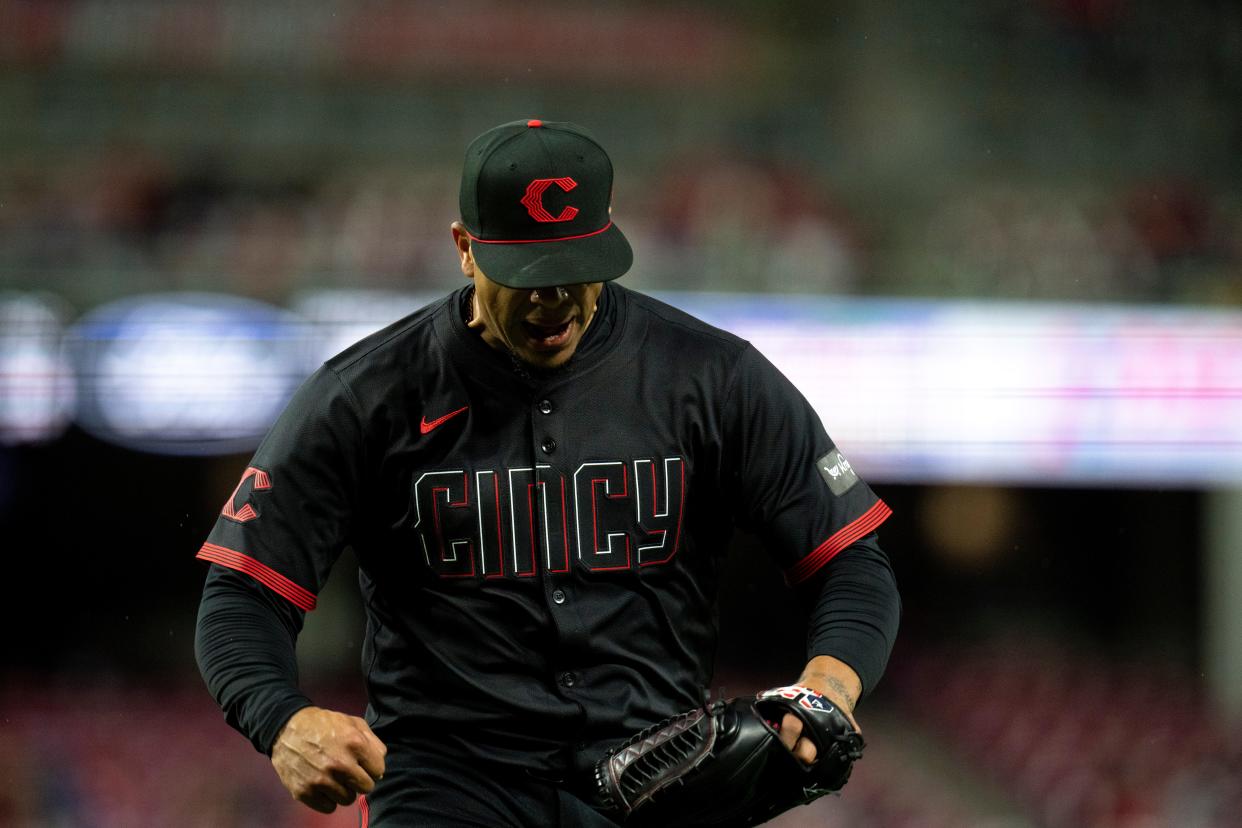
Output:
[470, 223, 633, 289]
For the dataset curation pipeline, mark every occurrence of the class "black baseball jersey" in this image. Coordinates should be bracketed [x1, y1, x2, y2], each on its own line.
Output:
[197, 282, 891, 771]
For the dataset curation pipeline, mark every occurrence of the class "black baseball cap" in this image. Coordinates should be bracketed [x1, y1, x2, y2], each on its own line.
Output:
[458, 119, 633, 289]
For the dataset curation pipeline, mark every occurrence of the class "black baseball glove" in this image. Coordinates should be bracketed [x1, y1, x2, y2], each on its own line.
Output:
[593, 684, 864, 827]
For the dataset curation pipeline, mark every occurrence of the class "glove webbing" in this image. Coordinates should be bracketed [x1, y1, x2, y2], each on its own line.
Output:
[595, 702, 721, 812]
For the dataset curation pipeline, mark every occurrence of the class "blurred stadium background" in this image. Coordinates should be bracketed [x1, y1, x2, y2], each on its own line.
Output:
[2, 0, 1241, 825]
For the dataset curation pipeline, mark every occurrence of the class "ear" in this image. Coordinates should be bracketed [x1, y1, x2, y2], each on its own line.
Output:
[450, 221, 474, 279]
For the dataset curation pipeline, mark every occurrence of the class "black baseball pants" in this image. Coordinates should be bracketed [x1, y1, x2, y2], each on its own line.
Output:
[358, 737, 620, 827]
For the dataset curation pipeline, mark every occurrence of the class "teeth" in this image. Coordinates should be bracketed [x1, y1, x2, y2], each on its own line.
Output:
[524, 320, 572, 346]
[530, 321, 569, 335]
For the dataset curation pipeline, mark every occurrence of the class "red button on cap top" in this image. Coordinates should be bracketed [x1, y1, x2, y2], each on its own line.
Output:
[527, 119, 543, 127]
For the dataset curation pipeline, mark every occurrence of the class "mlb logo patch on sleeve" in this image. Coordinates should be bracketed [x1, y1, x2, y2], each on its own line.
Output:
[816, 449, 859, 496]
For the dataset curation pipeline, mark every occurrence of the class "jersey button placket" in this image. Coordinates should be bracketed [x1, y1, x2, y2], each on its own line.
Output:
[534, 397, 558, 457]
[530, 396, 576, 692]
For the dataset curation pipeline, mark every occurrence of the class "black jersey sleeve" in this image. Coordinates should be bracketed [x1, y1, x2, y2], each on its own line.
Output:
[802, 532, 901, 697]
[195, 563, 311, 754]
[195, 365, 365, 611]
[722, 344, 891, 585]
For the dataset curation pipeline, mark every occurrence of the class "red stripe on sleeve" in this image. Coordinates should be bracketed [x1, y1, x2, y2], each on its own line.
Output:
[786, 500, 893, 586]
[196, 542, 318, 611]
[359, 794, 370, 827]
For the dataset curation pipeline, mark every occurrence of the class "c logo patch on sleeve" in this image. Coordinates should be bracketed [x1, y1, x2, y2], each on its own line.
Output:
[816, 449, 859, 496]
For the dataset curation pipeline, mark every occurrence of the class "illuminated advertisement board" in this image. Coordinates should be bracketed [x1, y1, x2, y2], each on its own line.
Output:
[0, 294, 74, 445]
[64, 294, 308, 455]
[8, 288, 1238, 485]
[673, 294, 1242, 487]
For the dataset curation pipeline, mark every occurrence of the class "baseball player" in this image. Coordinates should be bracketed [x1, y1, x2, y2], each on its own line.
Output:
[195, 119, 900, 826]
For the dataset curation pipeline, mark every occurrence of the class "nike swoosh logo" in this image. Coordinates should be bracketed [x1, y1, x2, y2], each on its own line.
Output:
[420, 405, 468, 435]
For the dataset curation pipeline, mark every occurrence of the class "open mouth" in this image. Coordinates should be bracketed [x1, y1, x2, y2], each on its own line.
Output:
[523, 319, 574, 349]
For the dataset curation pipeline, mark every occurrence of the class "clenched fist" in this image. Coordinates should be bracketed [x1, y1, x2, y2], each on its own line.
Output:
[271, 707, 387, 813]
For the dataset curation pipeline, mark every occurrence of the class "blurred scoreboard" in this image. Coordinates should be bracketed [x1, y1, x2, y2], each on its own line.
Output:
[677, 294, 1242, 488]
[3, 290, 1239, 487]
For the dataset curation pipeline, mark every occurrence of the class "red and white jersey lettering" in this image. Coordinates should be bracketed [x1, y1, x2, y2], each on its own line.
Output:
[632, 457, 686, 566]
[195, 284, 890, 767]
[413, 470, 475, 578]
[506, 465, 566, 577]
[411, 459, 683, 580]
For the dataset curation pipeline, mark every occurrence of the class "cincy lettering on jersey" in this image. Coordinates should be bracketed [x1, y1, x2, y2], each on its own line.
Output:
[414, 457, 686, 579]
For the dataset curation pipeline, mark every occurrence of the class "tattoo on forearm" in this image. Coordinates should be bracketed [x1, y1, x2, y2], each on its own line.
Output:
[801, 672, 857, 711]
[826, 677, 857, 711]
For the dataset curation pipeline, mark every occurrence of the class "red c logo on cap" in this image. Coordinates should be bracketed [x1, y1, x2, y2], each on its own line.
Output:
[521, 177, 579, 223]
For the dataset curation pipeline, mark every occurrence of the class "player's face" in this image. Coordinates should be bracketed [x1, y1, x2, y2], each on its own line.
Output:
[462, 257, 603, 370]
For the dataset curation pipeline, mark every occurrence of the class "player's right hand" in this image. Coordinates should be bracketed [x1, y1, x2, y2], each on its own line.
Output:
[270, 706, 387, 813]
